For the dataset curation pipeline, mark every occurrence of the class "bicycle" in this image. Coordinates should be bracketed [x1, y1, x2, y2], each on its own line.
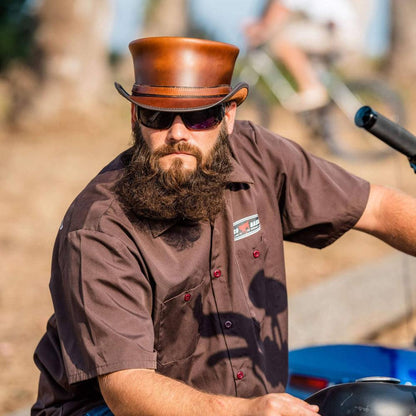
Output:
[234, 45, 406, 160]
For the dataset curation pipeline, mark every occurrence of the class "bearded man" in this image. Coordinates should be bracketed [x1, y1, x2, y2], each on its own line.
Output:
[32, 37, 416, 416]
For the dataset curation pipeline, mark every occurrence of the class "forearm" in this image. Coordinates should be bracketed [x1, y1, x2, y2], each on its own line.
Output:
[98, 369, 319, 416]
[99, 369, 247, 416]
[354, 184, 416, 256]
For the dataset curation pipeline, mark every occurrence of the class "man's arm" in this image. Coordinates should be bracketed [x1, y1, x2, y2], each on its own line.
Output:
[98, 369, 320, 416]
[354, 184, 416, 256]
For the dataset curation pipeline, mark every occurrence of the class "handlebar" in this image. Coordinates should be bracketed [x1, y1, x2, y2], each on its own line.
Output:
[354, 106, 416, 172]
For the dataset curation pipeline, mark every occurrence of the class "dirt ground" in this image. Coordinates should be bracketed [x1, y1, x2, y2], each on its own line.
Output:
[1, 93, 416, 415]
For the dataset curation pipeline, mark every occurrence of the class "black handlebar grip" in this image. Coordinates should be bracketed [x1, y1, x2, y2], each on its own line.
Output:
[354, 106, 416, 158]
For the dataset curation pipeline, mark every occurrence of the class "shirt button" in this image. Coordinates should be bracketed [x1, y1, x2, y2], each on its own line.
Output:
[224, 320, 233, 329]
[236, 371, 244, 380]
[184, 293, 191, 302]
[253, 250, 260, 258]
[213, 269, 222, 278]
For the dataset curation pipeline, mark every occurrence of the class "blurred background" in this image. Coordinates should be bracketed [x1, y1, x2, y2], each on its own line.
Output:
[1, 0, 416, 414]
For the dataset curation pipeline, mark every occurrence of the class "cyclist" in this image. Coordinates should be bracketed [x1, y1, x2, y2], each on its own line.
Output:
[244, 0, 361, 111]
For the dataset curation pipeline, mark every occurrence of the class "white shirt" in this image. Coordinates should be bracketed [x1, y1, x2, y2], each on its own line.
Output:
[280, 0, 358, 30]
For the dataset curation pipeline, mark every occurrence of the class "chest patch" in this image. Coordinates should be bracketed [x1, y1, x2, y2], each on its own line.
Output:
[233, 214, 261, 241]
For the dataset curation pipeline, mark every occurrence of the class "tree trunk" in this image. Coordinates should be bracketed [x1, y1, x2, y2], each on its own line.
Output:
[9, 0, 113, 127]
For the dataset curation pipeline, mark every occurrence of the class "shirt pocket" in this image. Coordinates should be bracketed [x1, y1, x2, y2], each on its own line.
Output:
[155, 283, 204, 365]
[235, 231, 280, 327]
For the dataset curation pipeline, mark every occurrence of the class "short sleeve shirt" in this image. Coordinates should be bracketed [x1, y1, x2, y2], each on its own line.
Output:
[32, 121, 369, 415]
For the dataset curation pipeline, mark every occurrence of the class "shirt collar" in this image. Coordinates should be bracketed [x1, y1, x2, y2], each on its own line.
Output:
[228, 157, 254, 184]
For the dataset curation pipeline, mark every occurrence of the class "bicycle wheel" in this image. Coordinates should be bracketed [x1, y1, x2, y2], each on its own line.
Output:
[318, 79, 406, 160]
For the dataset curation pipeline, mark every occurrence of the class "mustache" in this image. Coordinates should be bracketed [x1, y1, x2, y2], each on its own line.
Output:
[152, 142, 203, 163]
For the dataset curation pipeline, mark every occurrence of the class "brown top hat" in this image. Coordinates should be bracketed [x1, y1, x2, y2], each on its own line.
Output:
[115, 36, 249, 112]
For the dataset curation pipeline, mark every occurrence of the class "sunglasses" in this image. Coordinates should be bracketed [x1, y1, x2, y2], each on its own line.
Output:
[136, 104, 226, 131]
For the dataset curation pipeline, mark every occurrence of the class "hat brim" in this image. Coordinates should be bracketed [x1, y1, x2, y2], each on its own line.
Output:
[114, 82, 249, 112]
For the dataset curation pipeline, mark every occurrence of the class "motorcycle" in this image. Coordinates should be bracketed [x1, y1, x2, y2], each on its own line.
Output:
[286, 106, 416, 415]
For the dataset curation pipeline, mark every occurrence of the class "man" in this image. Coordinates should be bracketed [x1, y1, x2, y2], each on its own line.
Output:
[32, 37, 416, 416]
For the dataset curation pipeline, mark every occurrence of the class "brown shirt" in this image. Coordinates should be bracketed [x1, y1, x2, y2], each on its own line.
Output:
[32, 121, 370, 415]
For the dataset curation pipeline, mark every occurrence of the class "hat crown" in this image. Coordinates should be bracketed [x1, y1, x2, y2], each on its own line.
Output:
[115, 36, 248, 111]
[129, 37, 239, 88]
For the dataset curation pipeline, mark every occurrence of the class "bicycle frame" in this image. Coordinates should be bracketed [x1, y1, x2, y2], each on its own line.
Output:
[318, 67, 363, 121]
[238, 47, 297, 106]
[238, 47, 363, 119]
[236, 46, 405, 161]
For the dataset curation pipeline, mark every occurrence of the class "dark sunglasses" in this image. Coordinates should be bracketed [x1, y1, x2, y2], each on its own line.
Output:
[136, 104, 226, 131]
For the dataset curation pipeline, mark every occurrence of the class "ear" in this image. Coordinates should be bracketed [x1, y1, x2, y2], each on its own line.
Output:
[224, 101, 237, 134]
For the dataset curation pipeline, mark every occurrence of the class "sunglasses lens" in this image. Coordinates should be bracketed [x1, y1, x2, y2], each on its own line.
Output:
[183, 106, 225, 130]
[138, 108, 174, 130]
[137, 105, 225, 130]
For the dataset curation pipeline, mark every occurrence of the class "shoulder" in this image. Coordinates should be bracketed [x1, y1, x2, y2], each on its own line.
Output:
[229, 120, 369, 195]
[61, 150, 131, 235]
[229, 119, 312, 170]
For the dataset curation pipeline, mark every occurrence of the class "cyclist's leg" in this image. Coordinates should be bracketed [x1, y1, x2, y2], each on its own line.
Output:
[267, 19, 329, 111]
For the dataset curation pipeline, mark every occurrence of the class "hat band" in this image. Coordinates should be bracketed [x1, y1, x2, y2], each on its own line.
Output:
[132, 84, 231, 98]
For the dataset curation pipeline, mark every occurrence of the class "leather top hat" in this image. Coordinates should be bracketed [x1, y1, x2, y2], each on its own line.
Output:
[115, 36, 249, 112]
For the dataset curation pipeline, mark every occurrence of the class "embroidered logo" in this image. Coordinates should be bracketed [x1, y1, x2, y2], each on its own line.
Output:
[233, 214, 261, 241]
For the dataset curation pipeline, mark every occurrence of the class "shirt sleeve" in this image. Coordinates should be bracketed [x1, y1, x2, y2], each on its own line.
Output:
[238, 122, 370, 249]
[50, 228, 157, 384]
[276, 137, 370, 248]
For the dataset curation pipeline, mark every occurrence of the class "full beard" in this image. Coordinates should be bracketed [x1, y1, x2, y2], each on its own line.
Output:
[114, 121, 233, 223]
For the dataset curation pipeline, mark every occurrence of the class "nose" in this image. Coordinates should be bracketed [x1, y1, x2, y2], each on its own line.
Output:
[166, 115, 191, 143]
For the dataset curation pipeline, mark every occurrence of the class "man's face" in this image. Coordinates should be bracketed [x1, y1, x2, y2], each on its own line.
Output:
[133, 102, 237, 174]
[115, 101, 237, 223]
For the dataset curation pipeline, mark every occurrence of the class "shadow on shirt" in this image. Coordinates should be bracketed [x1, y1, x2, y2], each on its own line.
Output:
[194, 271, 288, 388]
